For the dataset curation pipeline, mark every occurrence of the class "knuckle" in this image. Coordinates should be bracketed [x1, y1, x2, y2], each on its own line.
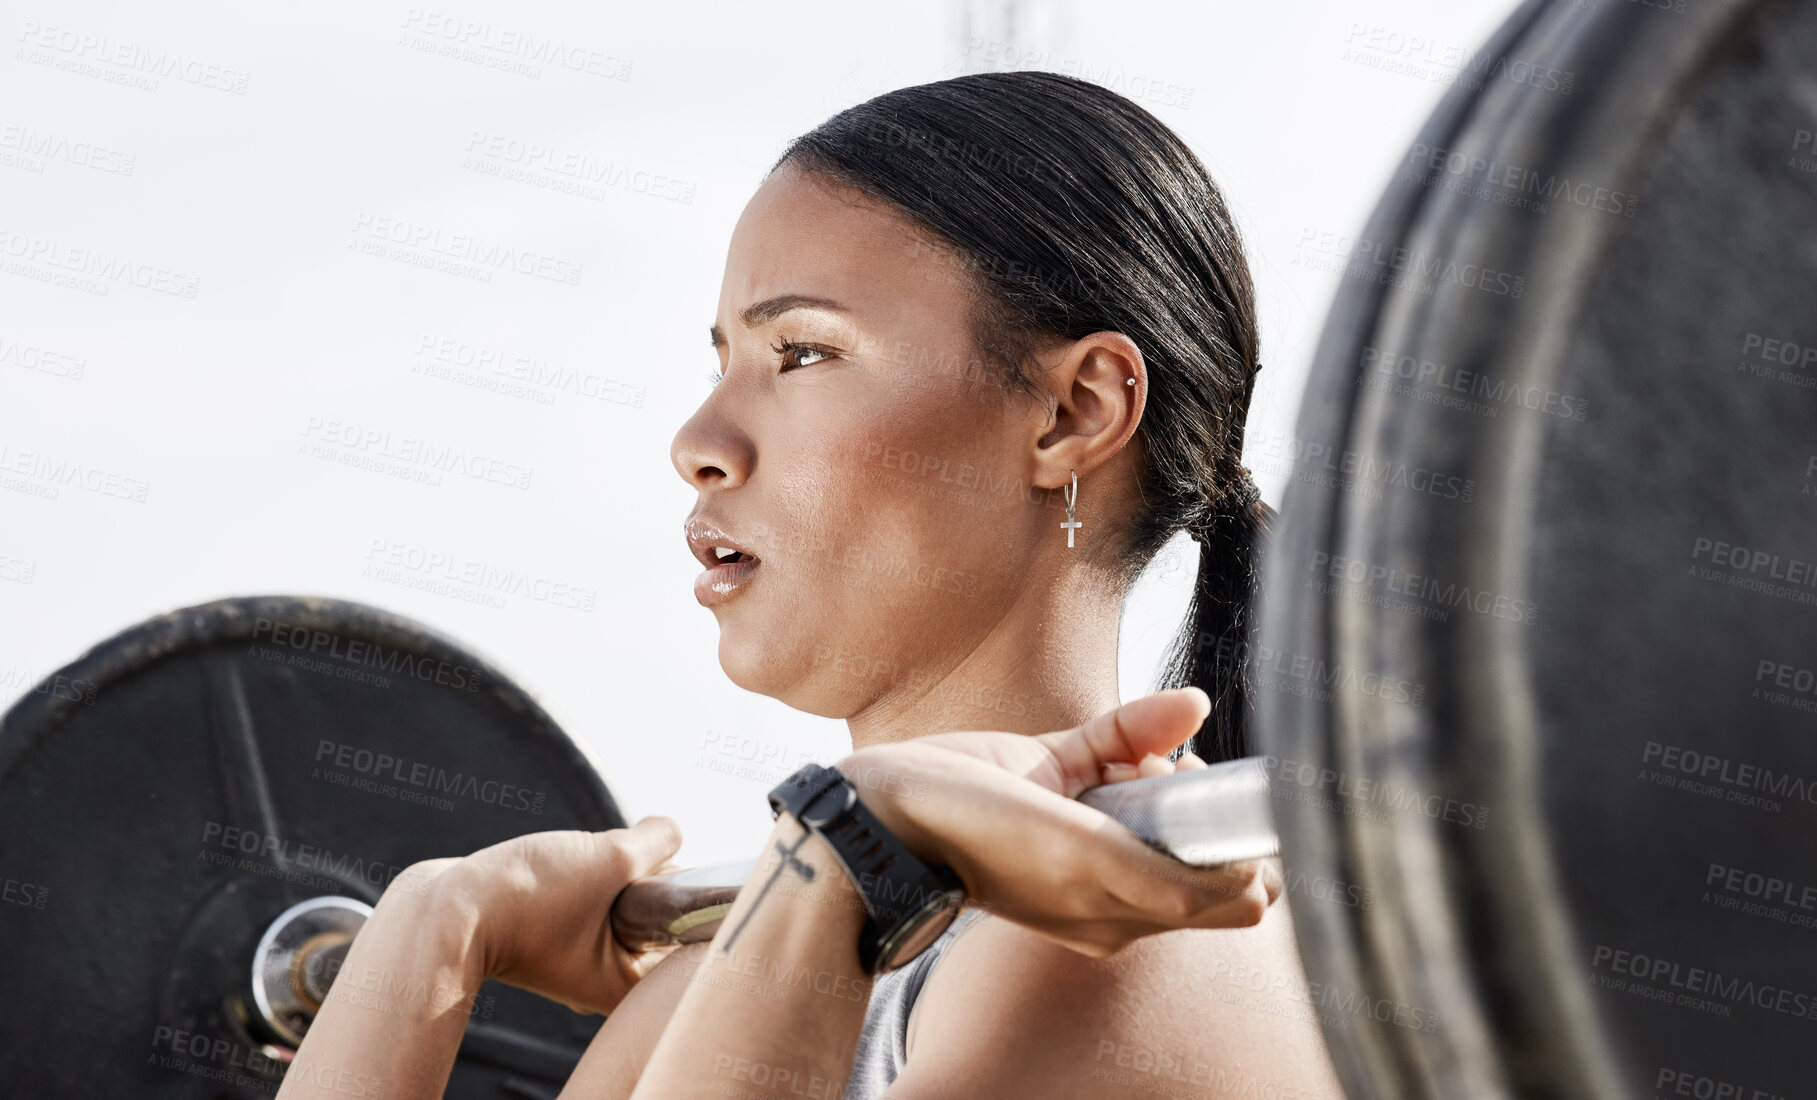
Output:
[598, 829, 635, 865]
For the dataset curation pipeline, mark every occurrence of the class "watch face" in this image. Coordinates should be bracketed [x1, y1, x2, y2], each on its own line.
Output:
[874, 889, 965, 973]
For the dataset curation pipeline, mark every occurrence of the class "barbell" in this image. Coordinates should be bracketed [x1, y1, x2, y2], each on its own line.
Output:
[0, 597, 624, 1097]
[3, 0, 1813, 1096]
[1257, 0, 1817, 1096]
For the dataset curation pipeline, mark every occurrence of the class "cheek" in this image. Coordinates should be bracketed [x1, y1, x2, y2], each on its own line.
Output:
[774, 389, 1031, 613]
[719, 380, 1040, 713]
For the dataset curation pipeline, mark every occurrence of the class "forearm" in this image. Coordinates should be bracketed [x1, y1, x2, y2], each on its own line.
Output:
[630, 816, 870, 1100]
[277, 872, 486, 1100]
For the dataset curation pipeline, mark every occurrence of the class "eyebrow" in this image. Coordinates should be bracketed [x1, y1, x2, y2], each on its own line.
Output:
[709, 294, 848, 349]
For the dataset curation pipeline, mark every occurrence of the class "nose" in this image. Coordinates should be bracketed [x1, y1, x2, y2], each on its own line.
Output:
[670, 395, 754, 492]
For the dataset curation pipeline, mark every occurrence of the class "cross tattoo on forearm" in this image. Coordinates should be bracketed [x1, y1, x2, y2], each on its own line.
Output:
[718, 830, 819, 953]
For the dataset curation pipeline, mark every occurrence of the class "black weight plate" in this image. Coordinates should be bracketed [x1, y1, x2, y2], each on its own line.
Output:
[1259, 0, 1817, 1098]
[0, 596, 624, 1098]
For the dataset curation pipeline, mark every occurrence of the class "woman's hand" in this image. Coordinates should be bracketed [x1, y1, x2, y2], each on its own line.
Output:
[832, 687, 1281, 957]
[404, 816, 683, 1015]
[280, 819, 680, 1100]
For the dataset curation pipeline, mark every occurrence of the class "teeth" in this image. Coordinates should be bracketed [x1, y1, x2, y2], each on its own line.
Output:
[713, 547, 738, 562]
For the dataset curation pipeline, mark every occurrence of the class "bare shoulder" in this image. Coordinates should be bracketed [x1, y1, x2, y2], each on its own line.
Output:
[557, 941, 712, 1099]
[884, 903, 1346, 1100]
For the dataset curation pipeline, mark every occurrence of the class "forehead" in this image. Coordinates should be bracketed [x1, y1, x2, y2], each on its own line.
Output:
[716, 163, 973, 332]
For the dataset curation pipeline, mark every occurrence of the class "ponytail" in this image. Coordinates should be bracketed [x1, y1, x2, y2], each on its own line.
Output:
[777, 72, 1268, 760]
[1160, 476, 1273, 764]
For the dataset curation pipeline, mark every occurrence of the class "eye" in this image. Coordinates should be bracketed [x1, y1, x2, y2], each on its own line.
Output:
[772, 338, 835, 371]
[707, 370, 723, 388]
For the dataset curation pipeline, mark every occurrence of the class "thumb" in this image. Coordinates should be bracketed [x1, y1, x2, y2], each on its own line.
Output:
[610, 815, 684, 880]
[1036, 688, 1211, 797]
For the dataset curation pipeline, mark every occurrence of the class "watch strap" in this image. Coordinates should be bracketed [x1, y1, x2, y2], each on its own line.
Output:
[769, 764, 963, 971]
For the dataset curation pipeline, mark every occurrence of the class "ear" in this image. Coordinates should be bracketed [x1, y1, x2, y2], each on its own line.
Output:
[1027, 331, 1146, 491]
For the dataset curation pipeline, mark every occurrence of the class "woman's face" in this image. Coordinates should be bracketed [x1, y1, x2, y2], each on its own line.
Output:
[672, 163, 1059, 719]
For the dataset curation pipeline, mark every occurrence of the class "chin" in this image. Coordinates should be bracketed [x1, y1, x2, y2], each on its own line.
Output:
[714, 624, 852, 720]
[713, 619, 790, 697]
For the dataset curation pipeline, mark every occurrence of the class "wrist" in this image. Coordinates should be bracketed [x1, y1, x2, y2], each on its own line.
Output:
[317, 863, 487, 1026]
[755, 814, 870, 924]
[770, 761, 966, 973]
[832, 748, 940, 860]
[381, 859, 490, 992]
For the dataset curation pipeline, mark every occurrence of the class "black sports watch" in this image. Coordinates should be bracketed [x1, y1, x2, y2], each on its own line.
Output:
[767, 763, 966, 974]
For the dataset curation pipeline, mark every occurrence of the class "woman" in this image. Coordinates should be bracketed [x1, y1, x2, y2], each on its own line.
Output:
[279, 72, 1343, 1099]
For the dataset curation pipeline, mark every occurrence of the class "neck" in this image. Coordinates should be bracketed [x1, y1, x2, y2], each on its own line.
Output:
[843, 568, 1127, 749]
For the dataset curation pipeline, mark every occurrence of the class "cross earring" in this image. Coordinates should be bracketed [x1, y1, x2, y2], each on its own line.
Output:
[1061, 469, 1082, 548]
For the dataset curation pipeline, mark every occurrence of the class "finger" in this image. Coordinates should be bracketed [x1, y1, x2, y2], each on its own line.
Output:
[1256, 857, 1284, 908]
[1135, 753, 1173, 779]
[1172, 859, 1276, 928]
[1037, 688, 1210, 796]
[1100, 761, 1138, 785]
[1182, 884, 1272, 930]
[1093, 832, 1267, 922]
[1175, 752, 1209, 771]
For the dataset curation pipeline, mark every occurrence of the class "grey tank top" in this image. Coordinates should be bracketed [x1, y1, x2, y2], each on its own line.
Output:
[843, 908, 989, 1100]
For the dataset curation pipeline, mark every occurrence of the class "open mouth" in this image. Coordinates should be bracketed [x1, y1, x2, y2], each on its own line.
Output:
[686, 520, 763, 607]
[683, 520, 763, 603]
[694, 550, 760, 607]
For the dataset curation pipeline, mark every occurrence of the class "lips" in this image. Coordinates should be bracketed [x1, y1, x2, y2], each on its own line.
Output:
[685, 517, 762, 607]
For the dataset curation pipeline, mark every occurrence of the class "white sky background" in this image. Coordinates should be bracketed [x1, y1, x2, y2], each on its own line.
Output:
[0, 0, 1523, 865]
